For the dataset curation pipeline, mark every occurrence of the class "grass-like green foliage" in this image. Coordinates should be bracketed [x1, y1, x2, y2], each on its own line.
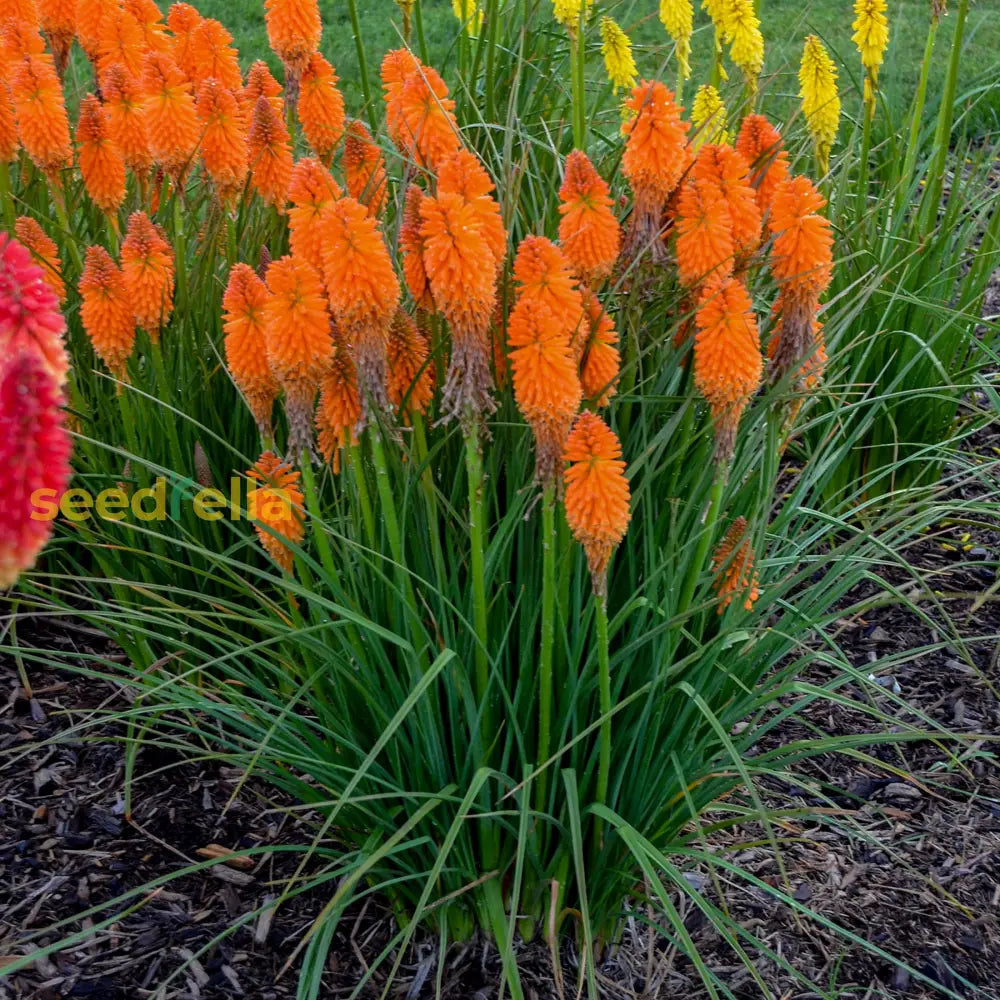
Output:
[2, 0, 999, 997]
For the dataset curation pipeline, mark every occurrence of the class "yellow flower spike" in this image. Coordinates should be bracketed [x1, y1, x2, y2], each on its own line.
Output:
[599, 17, 636, 94]
[799, 34, 840, 175]
[552, 0, 591, 30]
[691, 84, 729, 148]
[452, 0, 482, 35]
[658, 0, 693, 81]
[851, 0, 889, 110]
[722, 0, 764, 93]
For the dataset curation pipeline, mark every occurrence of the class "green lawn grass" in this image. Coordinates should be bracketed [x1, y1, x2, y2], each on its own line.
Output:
[192, 0, 999, 133]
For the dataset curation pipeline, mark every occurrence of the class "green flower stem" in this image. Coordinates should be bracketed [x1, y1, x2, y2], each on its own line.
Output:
[856, 98, 874, 226]
[298, 454, 340, 591]
[677, 470, 725, 618]
[345, 0, 375, 131]
[172, 194, 188, 319]
[413, 414, 446, 587]
[52, 184, 83, 274]
[414, 0, 429, 63]
[896, 16, 937, 218]
[594, 596, 611, 846]
[920, 0, 969, 235]
[149, 339, 185, 476]
[485, 0, 500, 123]
[463, 424, 491, 741]
[571, 20, 587, 150]
[535, 483, 556, 812]
[349, 444, 377, 548]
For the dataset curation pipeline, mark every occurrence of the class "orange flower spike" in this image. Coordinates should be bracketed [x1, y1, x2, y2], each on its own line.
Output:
[1, 19, 46, 63]
[248, 94, 293, 211]
[222, 263, 279, 436]
[166, 2, 203, 80]
[297, 52, 345, 162]
[76, 0, 117, 64]
[76, 94, 127, 218]
[512, 235, 584, 339]
[189, 18, 243, 91]
[675, 178, 735, 288]
[400, 184, 433, 311]
[712, 516, 760, 612]
[396, 65, 461, 171]
[320, 196, 399, 415]
[316, 343, 360, 471]
[387, 310, 434, 423]
[10, 55, 72, 179]
[508, 299, 582, 485]
[242, 60, 284, 119]
[735, 113, 790, 222]
[558, 150, 621, 286]
[418, 191, 497, 420]
[288, 156, 341, 271]
[0, 0, 40, 31]
[693, 276, 762, 464]
[102, 64, 155, 178]
[380, 48, 421, 148]
[621, 80, 691, 259]
[246, 451, 305, 574]
[96, 6, 147, 88]
[343, 120, 387, 217]
[196, 77, 249, 207]
[121, 211, 175, 340]
[15, 216, 64, 303]
[142, 50, 200, 183]
[768, 175, 834, 296]
[692, 144, 762, 258]
[563, 411, 631, 601]
[264, 0, 321, 75]
[0, 85, 20, 164]
[79, 245, 137, 382]
[263, 255, 333, 456]
[123, 0, 171, 55]
[436, 148, 506, 270]
[37, 0, 75, 77]
[578, 290, 620, 406]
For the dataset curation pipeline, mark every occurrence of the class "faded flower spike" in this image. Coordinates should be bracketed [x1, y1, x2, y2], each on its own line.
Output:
[712, 516, 760, 612]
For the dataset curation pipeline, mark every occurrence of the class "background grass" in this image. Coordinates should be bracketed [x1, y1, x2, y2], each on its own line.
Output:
[192, 0, 1000, 133]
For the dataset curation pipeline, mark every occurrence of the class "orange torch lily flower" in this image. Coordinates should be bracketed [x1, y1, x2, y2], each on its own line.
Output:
[735, 113, 790, 223]
[344, 120, 388, 217]
[166, 2, 203, 79]
[264, 0, 321, 76]
[76, 0, 117, 64]
[712, 516, 760, 612]
[693, 276, 761, 463]
[437, 148, 506, 269]
[320, 196, 400, 419]
[76, 94, 127, 218]
[395, 63, 461, 171]
[103, 64, 155, 179]
[222, 263, 279, 436]
[297, 52, 345, 162]
[189, 18, 243, 90]
[11, 54, 72, 179]
[578, 289, 620, 406]
[692, 143, 761, 260]
[508, 297, 582, 485]
[263, 255, 333, 457]
[37, 0, 75, 78]
[142, 50, 200, 184]
[399, 183, 433, 311]
[79, 245, 137, 382]
[196, 77, 249, 208]
[0, 84, 19, 163]
[563, 411, 631, 601]
[288, 156, 342, 272]
[246, 451, 305, 574]
[242, 60, 284, 120]
[96, 6, 146, 86]
[248, 93, 293, 210]
[558, 150, 621, 287]
[387, 310, 435, 423]
[121, 211, 175, 340]
[675, 177, 734, 288]
[123, 0, 171, 55]
[316, 340, 361, 471]
[621, 80, 691, 262]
